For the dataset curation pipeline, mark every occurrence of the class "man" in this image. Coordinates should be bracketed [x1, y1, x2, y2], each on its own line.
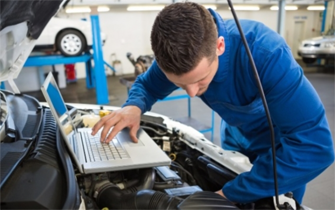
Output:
[92, 2, 334, 205]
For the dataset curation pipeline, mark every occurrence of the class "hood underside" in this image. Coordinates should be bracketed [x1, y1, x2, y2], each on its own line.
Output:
[0, 0, 65, 82]
[0, 0, 65, 39]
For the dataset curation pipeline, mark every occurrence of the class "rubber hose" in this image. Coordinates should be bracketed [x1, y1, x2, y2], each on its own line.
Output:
[97, 188, 182, 210]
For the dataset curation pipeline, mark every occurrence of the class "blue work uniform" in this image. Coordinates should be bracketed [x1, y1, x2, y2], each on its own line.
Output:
[123, 9, 334, 204]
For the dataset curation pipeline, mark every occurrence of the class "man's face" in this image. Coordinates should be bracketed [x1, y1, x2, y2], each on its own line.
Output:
[163, 37, 225, 97]
[164, 56, 219, 97]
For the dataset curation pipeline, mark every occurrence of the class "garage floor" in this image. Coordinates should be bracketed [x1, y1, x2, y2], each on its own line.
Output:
[25, 64, 334, 210]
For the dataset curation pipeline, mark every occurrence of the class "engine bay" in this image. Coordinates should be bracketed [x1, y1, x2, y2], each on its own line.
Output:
[0, 90, 302, 210]
[0, 91, 255, 209]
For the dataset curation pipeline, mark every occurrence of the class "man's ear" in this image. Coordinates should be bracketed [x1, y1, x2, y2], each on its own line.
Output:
[216, 36, 225, 56]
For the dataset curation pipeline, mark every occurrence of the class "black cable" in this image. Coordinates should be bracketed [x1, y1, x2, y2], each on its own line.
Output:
[227, 1, 283, 209]
[88, 174, 96, 198]
[171, 162, 196, 185]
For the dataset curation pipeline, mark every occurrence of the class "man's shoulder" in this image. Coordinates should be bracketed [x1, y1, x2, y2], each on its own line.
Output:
[224, 19, 270, 34]
[225, 18, 261, 25]
[224, 19, 285, 51]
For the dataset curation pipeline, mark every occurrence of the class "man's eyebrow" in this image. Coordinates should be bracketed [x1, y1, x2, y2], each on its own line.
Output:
[194, 74, 208, 83]
[193, 63, 213, 83]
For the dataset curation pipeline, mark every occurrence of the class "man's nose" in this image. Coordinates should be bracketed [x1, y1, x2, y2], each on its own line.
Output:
[185, 84, 199, 98]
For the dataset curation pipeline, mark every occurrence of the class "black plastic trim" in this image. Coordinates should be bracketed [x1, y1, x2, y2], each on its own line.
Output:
[56, 122, 82, 210]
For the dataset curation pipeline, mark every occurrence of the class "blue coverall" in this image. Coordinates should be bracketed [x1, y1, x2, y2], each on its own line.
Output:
[123, 9, 334, 204]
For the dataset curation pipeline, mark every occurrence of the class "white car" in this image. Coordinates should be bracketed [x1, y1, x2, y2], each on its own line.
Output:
[34, 17, 107, 56]
[298, 28, 335, 64]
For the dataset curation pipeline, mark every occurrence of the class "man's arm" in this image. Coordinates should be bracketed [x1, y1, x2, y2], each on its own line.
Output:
[123, 60, 178, 113]
[222, 42, 334, 204]
[92, 60, 177, 142]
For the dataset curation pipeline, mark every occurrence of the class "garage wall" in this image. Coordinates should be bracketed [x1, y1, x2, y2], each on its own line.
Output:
[61, 8, 321, 79]
[285, 11, 323, 58]
[217, 10, 278, 31]
[60, 11, 158, 78]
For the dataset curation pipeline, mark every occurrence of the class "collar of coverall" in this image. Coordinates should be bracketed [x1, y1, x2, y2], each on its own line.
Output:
[208, 8, 230, 83]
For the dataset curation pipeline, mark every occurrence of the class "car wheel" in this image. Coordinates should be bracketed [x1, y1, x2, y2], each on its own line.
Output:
[56, 30, 87, 56]
[302, 57, 317, 64]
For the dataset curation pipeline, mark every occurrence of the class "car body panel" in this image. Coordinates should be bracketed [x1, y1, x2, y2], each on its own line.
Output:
[35, 17, 107, 49]
[0, 22, 37, 81]
[63, 102, 253, 175]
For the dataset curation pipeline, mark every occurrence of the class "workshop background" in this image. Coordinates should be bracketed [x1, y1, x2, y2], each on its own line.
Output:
[8, 0, 335, 209]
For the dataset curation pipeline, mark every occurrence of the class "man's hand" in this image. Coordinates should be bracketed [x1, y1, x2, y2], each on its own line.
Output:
[91, 106, 142, 143]
[215, 190, 226, 199]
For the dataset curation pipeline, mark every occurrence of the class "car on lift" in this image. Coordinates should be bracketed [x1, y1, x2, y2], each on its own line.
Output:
[298, 28, 335, 64]
[34, 17, 107, 57]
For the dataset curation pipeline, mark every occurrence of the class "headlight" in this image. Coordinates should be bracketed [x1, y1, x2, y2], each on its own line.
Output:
[325, 42, 335, 48]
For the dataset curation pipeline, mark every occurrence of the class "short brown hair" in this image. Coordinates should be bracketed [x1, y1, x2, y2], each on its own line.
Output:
[150, 2, 218, 75]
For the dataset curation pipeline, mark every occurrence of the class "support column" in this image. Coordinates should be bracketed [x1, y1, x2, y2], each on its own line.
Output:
[85, 57, 94, 89]
[321, 1, 328, 33]
[277, 0, 286, 37]
[90, 8, 109, 104]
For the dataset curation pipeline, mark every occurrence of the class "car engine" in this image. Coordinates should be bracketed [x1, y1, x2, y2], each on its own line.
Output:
[0, 90, 303, 210]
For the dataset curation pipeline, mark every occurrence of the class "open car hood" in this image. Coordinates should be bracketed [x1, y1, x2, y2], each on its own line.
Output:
[0, 0, 66, 82]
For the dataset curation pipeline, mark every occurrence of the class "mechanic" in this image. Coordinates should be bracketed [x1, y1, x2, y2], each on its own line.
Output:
[92, 2, 334, 205]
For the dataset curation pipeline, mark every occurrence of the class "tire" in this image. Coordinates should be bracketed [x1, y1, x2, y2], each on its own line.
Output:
[56, 29, 87, 56]
[302, 57, 317, 64]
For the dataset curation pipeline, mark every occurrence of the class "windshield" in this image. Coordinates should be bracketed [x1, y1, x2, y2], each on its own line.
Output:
[325, 28, 335, 36]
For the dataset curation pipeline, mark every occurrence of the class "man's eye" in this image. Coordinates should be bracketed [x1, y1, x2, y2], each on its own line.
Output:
[200, 75, 208, 81]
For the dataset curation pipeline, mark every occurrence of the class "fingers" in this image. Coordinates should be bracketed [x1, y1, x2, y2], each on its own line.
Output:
[91, 112, 115, 135]
[104, 123, 124, 143]
[215, 190, 226, 199]
[129, 125, 139, 143]
[99, 114, 122, 142]
[90, 106, 142, 144]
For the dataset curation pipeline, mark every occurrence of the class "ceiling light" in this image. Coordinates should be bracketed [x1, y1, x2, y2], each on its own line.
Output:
[229, 5, 260, 11]
[307, 5, 325, 11]
[203, 5, 217, 10]
[65, 6, 91, 13]
[270, 5, 298, 11]
[98, 6, 110, 12]
[127, 5, 165, 11]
